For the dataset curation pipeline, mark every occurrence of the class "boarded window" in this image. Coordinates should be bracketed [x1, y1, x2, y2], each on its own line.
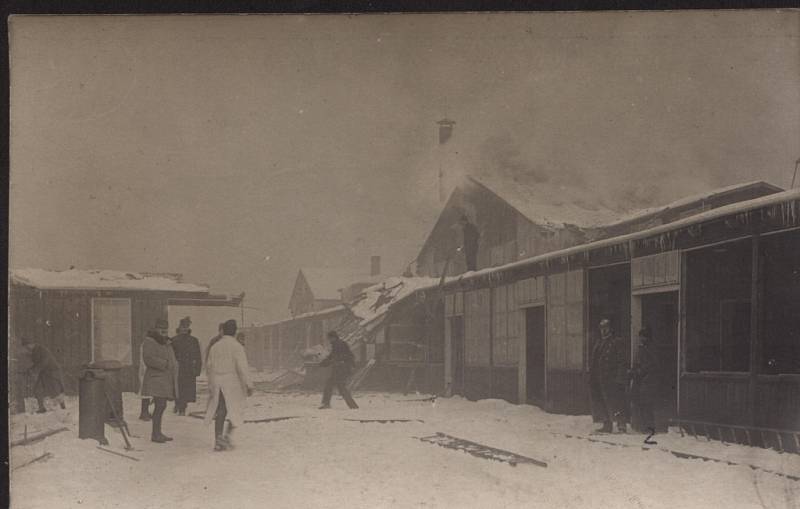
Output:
[464, 288, 491, 366]
[92, 298, 132, 365]
[632, 251, 679, 291]
[516, 276, 546, 307]
[445, 292, 464, 317]
[686, 238, 752, 372]
[547, 270, 584, 370]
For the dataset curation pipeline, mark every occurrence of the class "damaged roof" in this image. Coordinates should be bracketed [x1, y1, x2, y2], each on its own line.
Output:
[467, 174, 625, 229]
[348, 276, 445, 330]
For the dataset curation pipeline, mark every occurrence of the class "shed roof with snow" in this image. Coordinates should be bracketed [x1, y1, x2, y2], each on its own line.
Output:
[11, 268, 210, 293]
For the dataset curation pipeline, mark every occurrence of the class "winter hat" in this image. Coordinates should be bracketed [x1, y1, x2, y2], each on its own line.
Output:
[155, 318, 169, 329]
[179, 316, 192, 328]
[222, 319, 237, 336]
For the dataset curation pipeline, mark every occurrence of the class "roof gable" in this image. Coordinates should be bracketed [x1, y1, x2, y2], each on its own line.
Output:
[467, 175, 624, 229]
[299, 268, 379, 301]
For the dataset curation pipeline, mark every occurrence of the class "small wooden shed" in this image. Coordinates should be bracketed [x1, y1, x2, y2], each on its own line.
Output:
[8, 268, 243, 412]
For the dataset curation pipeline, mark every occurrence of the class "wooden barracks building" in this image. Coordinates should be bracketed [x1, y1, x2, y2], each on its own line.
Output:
[248, 172, 799, 446]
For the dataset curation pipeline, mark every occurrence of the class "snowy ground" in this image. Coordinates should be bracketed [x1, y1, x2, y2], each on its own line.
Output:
[9, 387, 800, 509]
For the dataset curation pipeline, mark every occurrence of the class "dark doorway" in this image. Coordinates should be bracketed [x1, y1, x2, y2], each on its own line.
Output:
[525, 306, 546, 404]
[588, 264, 632, 355]
[450, 316, 465, 396]
[640, 291, 679, 431]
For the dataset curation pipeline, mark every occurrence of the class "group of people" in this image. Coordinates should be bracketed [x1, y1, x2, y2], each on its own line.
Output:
[138, 319, 359, 450]
[589, 318, 664, 434]
[138, 317, 254, 450]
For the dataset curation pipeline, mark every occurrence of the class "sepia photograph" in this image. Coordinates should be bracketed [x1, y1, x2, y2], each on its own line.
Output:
[6, 9, 800, 508]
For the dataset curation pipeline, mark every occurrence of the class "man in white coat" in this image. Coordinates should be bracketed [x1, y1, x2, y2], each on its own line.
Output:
[204, 319, 254, 451]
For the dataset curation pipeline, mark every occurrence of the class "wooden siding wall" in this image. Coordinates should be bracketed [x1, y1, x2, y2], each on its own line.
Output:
[679, 374, 751, 426]
[9, 286, 167, 403]
[492, 284, 521, 366]
[546, 270, 584, 370]
[464, 289, 491, 365]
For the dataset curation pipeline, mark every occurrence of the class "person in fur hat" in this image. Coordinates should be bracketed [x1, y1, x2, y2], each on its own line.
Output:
[171, 317, 202, 415]
[140, 318, 179, 443]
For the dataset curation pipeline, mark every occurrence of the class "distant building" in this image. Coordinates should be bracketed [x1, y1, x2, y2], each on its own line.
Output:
[8, 268, 243, 412]
[288, 263, 382, 316]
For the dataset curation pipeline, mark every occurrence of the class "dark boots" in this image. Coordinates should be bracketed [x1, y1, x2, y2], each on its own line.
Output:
[150, 398, 172, 443]
[139, 399, 152, 421]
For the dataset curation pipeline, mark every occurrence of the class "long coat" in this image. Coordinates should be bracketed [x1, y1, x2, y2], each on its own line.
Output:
[140, 334, 179, 400]
[589, 334, 628, 421]
[171, 332, 202, 403]
[29, 344, 65, 399]
[204, 335, 252, 427]
[631, 344, 662, 402]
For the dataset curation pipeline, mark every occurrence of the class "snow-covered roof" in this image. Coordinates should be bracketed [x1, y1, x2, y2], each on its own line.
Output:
[10, 268, 210, 293]
[445, 188, 800, 287]
[468, 175, 625, 229]
[348, 276, 445, 329]
[300, 268, 381, 301]
[602, 180, 783, 229]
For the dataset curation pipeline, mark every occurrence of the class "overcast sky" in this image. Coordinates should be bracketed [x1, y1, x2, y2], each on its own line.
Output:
[9, 11, 800, 323]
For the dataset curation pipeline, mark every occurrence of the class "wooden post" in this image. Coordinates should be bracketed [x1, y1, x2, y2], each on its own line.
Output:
[488, 286, 494, 399]
[748, 234, 761, 428]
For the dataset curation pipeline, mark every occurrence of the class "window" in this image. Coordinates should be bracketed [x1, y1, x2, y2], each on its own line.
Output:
[388, 321, 425, 362]
[92, 298, 132, 364]
[761, 231, 800, 374]
[492, 284, 521, 366]
[686, 239, 752, 372]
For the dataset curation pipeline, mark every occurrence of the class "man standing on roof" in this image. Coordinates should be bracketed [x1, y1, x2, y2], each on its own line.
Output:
[589, 318, 629, 433]
[171, 317, 202, 416]
[21, 336, 66, 413]
[204, 320, 254, 451]
[318, 331, 359, 410]
[459, 214, 479, 272]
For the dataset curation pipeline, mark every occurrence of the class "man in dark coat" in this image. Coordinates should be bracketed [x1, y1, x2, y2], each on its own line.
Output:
[630, 327, 662, 433]
[318, 331, 359, 410]
[589, 318, 629, 433]
[141, 318, 179, 443]
[21, 336, 66, 413]
[460, 214, 479, 272]
[171, 317, 202, 416]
